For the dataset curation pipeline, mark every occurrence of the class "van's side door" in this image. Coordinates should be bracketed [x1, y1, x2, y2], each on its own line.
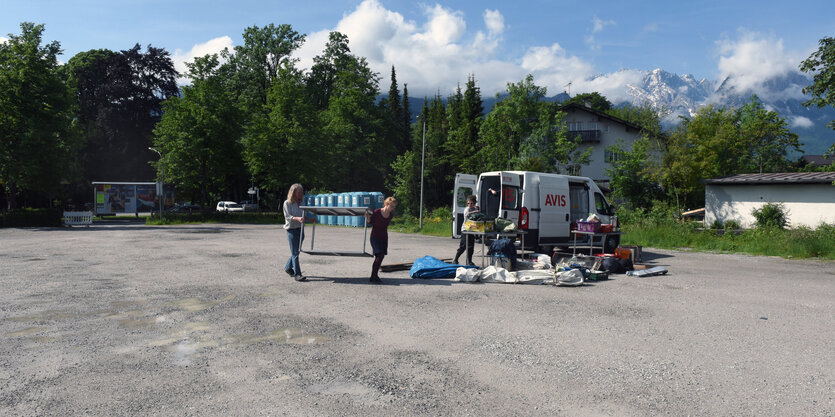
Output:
[538, 175, 571, 241]
[452, 173, 478, 238]
[499, 172, 522, 223]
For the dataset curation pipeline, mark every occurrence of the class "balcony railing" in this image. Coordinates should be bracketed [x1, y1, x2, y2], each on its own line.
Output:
[568, 129, 600, 143]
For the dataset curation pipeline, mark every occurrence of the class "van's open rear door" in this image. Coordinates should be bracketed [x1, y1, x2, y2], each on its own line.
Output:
[452, 173, 477, 238]
[499, 171, 522, 223]
[538, 175, 570, 241]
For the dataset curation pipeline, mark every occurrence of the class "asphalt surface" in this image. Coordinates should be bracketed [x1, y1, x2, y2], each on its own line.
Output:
[1, 223, 833, 416]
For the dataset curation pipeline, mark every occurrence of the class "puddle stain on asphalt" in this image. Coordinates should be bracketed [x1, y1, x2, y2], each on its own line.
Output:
[9, 310, 80, 322]
[5, 327, 45, 337]
[170, 295, 236, 312]
[166, 338, 219, 366]
[31, 336, 62, 343]
[109, 300, 149, 308]
[118, 317, 163, 329]
[147, 324, 329, 366]
[148, 322, 214, 347]
[256, 292, 279, 298]
[225, 328, 330, 346]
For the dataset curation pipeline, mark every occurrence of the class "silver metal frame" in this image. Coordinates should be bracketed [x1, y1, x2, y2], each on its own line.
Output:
[299, 206, 374, 257]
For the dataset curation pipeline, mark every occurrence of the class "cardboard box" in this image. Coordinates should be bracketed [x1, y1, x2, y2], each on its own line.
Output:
[463, 220, 493, 232]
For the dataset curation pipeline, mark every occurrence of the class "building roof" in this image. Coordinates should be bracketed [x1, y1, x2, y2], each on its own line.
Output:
[800, 154, 835, 167]
[703, 172, 835, 185]
[558, 102, 644, 132]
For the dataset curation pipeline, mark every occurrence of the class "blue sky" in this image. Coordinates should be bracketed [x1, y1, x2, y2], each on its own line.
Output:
[3, 0, 834, 99]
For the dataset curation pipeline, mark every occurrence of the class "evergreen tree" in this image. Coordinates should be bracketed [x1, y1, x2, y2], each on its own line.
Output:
[460, 74, 484, 173]
[387, 66, 406, 155]
[402, 83, 411, 150]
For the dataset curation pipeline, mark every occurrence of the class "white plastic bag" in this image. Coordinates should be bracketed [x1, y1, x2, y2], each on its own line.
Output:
[454, 267, 480, 282]
[555, 269, 584, 286]
[480, 265, 516, 283]
[515, 270, 554, 284]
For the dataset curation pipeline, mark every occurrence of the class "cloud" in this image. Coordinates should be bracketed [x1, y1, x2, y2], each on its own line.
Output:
[643, 23, 659, 33]
[578, 69, 646, 104]
[483, 9, 504, 37]
[172, 36, 234, 83]
[291, 0, 559, 97]
[790, 116, 814, 129]
[521, 43, 595, 94]
[0, 36, 7, 44]
[585, 16, 615, 50]
[592, 16, 615, 33]
[715, 30, 805, 99]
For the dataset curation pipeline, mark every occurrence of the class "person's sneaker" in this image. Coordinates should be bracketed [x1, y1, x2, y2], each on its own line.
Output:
[294, 275, 307, 282]
[284, 269, 294, 277]
[369, 276, 382, 283]
[467, 262, 476, 267]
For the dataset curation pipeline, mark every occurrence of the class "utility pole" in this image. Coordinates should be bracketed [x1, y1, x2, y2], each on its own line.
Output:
[149, 147, 163, 220]
[419, 117, 426, 230]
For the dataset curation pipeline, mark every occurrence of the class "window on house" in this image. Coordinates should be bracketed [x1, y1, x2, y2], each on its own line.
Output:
[566, 164, 582, 175]
[605, 149, 623, 163]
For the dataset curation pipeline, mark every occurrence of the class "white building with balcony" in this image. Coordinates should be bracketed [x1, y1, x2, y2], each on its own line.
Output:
[559, 103, 644, 182]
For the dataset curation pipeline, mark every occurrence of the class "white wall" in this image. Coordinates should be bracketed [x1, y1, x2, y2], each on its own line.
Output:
[565, 109, 640, 181]
[705, 183, 835, 228]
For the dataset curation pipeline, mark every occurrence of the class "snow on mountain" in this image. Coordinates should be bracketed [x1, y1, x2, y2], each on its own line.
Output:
[590, 68, 833, 154]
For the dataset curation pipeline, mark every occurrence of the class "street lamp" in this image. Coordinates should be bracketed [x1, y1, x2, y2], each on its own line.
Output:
[148, 147, 163, 219]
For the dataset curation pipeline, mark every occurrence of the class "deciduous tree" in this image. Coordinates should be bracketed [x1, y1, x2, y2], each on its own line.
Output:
[800, 36, 835, 156]
[0, 23, 80, 209]
[152, 55, 246, 206]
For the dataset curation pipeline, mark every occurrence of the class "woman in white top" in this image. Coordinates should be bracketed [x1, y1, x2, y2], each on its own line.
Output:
[283, 183, 307, 281]
[454, 195, 478, 265]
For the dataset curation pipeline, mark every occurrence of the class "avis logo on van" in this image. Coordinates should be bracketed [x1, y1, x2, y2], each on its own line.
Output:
[544, 194, 566, 207]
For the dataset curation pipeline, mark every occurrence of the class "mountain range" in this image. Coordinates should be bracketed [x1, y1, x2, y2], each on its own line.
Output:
[407, 69, 834, 155]
[611, 69, 833, 155]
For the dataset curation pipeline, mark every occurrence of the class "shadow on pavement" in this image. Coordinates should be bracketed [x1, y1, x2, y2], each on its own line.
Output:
[24, 225, 232, 233]
[640, 250, 674, 263]
[307, 276, 455, 286]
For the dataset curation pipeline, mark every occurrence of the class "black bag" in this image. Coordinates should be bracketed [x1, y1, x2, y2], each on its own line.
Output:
[601, 257, 633, 274]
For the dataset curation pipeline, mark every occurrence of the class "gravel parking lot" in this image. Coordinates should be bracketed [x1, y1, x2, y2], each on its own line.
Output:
[1, 223, 833, 416]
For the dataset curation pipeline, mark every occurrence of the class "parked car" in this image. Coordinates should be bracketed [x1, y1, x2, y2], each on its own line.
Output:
[169, 202, 202, 214]
[216, 201, 244, 212]
[239, 200, 258, 212]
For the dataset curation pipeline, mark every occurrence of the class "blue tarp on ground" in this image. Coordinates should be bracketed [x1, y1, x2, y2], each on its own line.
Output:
[409, 256, 477, 279]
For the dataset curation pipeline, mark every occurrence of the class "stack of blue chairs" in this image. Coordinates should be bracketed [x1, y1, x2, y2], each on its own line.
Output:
[304, 191, 384, 227]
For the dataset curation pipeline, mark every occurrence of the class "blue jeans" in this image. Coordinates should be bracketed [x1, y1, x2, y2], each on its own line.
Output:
[285, 228, 302, 276]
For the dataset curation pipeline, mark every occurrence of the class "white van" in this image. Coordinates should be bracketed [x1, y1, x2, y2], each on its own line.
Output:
[452, 171, 619, 253]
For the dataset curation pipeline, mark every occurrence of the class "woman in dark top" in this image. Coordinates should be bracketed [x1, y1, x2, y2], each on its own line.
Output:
[365, 196, 397, 283]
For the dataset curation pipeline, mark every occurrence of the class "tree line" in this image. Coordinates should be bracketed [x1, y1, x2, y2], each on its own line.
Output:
[2, 22, 833, 216]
